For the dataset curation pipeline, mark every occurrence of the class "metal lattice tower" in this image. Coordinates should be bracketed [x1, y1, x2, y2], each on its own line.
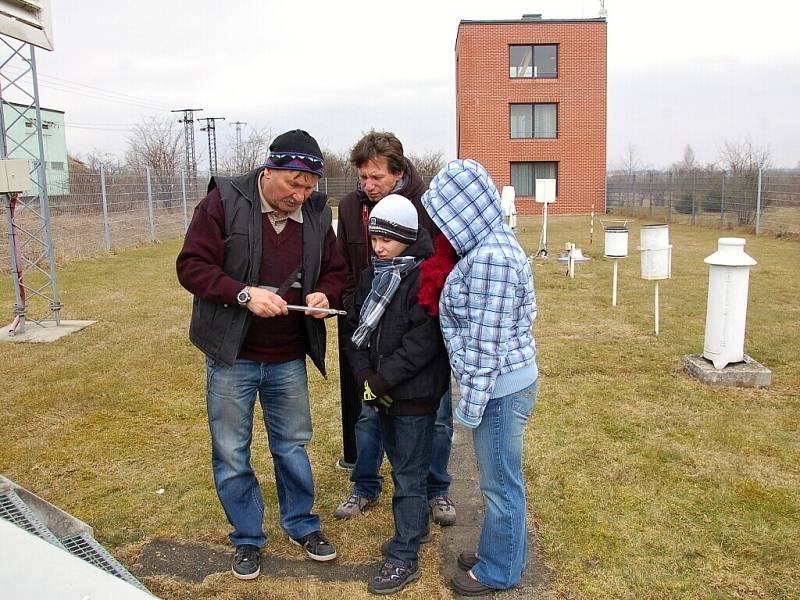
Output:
[0, 37, 61, 334]
[172, 108, 202, 176]
[229, 120, 246, 147]
[199, 117, 225, 175]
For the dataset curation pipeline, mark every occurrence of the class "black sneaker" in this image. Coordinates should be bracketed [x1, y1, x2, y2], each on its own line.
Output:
[231, 544, 260, 580]
[368, 561, 421, 594]
[290, 530, 337, 562]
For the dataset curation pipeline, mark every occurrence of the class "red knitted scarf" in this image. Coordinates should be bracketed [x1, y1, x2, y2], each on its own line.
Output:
[418, 233, 459, 317]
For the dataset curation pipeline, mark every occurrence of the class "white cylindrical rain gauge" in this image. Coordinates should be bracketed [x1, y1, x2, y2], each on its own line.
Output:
[604, 226, 629, 258]
[639, 224, 672, 335]
[702, 237, 757, 369]
[639, 224, 671, 280]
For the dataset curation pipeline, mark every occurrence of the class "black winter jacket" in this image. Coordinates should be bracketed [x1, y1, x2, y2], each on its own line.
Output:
[344, 229, 451, 415]
[336, 159, 437, 309]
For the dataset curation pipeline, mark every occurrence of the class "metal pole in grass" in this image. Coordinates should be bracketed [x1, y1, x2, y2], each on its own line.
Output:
[654, 281, 660, 336]
[100, 165, 111, 251]
[667, 172, 672, 222]
[755, 167, 762, 236]
[181, 170, 188, 234]
[720, 171, 726, 229]
[146, 167, 155, 242]
[691, 171, 697, 225]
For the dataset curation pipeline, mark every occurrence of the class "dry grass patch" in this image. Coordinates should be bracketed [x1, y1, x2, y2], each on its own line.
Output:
[1, 216, 798, 599]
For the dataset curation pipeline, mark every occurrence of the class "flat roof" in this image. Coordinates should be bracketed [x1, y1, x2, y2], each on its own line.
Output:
[459, 17, 606, 25]
[3, 100, 64, 115]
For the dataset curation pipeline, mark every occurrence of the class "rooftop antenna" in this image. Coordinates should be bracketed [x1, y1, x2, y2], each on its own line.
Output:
[199, 117, 225, 175]
[172, 108, 202, 176]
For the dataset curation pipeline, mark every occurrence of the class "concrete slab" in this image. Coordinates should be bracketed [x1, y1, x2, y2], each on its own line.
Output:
[683, 354, 772, 388]
[0, 319, 96, 343]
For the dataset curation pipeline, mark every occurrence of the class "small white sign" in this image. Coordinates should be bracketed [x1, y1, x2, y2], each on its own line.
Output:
[535, 178, 556, 203]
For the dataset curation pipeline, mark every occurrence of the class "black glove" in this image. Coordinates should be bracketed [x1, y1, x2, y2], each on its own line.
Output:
[361, 382, 393, 409]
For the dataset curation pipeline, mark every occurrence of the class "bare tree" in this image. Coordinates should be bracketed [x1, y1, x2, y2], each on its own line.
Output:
[681, 145, 696, 170]
[221, 126, 272, 174]
[125, 116, 184, 173]
[408, 151, 444, 176]
[718, 137, 771, 225]
[718, 137, 770, 174]
[321, 148, 353, 178]
[619, 143, 642, 175]
[78, 150, 124, 175]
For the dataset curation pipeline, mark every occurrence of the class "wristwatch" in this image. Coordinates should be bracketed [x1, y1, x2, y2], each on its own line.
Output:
[236, 286, 251, 307]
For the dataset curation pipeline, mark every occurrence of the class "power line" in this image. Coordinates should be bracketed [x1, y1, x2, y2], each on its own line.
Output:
[4, 67, 175, 111]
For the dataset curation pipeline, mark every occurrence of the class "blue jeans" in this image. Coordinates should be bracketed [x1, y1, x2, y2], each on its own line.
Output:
[206, 357, 321, 547]
[471, 380, 538, 589]
[350, 388, 453, 500]
[379, 412, 435, 569]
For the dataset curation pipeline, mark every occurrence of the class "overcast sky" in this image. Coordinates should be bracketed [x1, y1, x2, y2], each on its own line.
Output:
[16, 0, 800, 168]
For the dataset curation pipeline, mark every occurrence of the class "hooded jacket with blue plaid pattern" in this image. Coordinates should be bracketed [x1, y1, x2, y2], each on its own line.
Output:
[422, 159, 538, 428]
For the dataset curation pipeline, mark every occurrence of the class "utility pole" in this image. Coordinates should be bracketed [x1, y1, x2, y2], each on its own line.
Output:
[199, 117, 225, 175]
[171, 108, 202, 177]
[229, 120, 247, 148]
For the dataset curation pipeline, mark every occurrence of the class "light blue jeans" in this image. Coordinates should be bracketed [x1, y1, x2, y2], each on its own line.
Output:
[206, 357, 321, 547]
[350, 388, 453, 500]
[471, 380, 538, 589]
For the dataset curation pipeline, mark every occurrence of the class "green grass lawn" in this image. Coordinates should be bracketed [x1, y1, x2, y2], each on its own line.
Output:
[1, 216, 798, 599]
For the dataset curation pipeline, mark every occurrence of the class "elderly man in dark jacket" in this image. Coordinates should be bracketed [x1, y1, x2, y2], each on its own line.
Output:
[333, 131, 456, 528]
[176, 130, 347, 580]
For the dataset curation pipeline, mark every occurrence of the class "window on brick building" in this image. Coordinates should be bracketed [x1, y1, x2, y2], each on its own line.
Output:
[511, 161, 557, 197]
[509, 44, 557, 78]
[510, 103, 557, 138]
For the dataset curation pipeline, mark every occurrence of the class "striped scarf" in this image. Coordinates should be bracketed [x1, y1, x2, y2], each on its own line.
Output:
[351, 256, 422, 349]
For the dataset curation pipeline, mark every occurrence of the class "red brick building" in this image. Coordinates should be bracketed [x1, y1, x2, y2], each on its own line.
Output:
[456, 14, 607, 214]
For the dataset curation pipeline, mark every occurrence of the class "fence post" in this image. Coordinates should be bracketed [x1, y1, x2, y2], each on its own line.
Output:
[648, 172, 654, 217]
[146, 167, 156, 242]
[755, 167, 762, 236]
[691, 171, 697, 225]
[720, 171, 726, 229]
[667, 172, 673, 222]
[181, 170, 188, 234]
[100, 165, 111, 251]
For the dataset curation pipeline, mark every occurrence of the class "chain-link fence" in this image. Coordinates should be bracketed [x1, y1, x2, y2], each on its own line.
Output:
[0, 169, 443, 273]
[0, 169, 383, 272]
[606, 168, 800, 236]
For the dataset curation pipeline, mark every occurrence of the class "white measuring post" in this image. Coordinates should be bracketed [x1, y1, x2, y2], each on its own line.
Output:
[604, 224, 629, 306]
[535, 178, 556, 257]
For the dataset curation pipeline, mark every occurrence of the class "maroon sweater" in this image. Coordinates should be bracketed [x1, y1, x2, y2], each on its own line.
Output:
[177, 188, 348, 364]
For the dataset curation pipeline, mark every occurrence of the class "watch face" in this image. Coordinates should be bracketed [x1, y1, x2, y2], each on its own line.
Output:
[237, 289, 250, 304]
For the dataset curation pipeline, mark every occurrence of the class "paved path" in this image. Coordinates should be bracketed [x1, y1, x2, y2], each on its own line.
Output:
[439, 419, 552, 597]
[136, 388, 551, 597]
